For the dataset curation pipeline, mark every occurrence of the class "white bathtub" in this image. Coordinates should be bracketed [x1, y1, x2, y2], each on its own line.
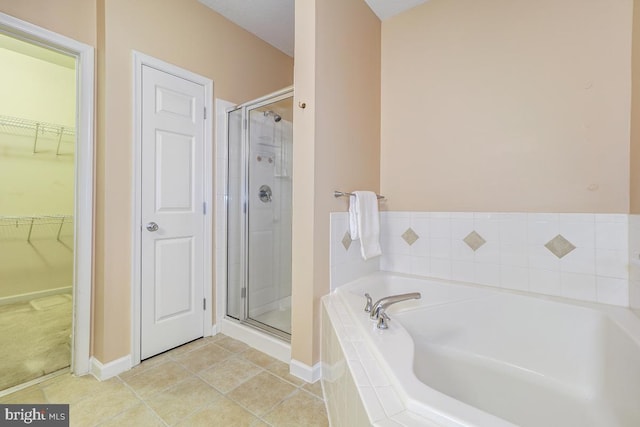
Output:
[333, 272, 640, 426]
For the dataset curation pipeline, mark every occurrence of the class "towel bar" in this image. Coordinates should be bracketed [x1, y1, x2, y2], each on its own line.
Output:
[334, 191, 385, 200]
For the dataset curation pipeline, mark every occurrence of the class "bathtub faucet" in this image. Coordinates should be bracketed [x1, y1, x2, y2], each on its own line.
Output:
[369, 292, 421, 322]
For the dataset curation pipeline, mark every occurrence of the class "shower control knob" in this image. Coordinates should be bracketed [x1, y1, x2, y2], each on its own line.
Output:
[259, 185, 273, 203]
[146, 222, 159, 232]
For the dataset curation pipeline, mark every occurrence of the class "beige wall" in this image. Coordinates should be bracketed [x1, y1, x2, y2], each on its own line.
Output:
[93, 0, 293, 362]
[632, 0, 640, 214]
[291, 0, 317, 366]
[291, 0, 380, 366]
[0, 0, 96, 47]
[1, 0, 293, 363]
[381, 0, 632, 213]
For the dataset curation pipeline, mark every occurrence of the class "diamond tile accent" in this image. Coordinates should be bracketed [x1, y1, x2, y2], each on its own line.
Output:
[401, 228, 419, 246]
[545, 234, 576, 259]
[341, 231, 352, 251]
[463, 231, 486, 251]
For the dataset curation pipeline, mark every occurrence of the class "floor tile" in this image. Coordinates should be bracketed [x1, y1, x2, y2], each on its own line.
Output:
[265, 360, 305, 387]
[172, 343, 233, 373]
[165, 338, 209, 358]
[99, 403, 165, 427]
[122, 361, 190, 399]
[240, 348, 306, 387]
[175, 398, 262, 427]
[1, 334, 329, 427]
[214, 336, 250, 354]
[241, 348, 278, 368]
[119, 352, 171, 381]
[303, 380, 324, 398]
[198, 357, 262, 393]
[227, 371, 297, 416]
[0, 385, 48, 404]
[263, 390, 329, 427]
[43, 375, 120, 404]
[145, 376, 222, 425]
[69, 381, 140, 427]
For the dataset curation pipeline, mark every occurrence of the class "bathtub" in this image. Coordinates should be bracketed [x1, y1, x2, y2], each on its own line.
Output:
[329, 272, 640, 426]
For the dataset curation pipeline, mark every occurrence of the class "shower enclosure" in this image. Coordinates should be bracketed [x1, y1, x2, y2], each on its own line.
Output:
[226, 88, 293, 339]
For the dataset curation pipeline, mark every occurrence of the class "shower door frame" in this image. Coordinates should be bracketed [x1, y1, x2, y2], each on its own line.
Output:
[0, 12, 95, 376]
[226, 87, 293, 341]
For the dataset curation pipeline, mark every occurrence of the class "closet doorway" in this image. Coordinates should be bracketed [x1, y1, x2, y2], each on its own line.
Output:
[0, 13, 94, 393]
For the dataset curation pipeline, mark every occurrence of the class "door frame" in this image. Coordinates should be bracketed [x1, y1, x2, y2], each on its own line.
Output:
[0, 12, 95, 375]
[131, 51, 213, 366]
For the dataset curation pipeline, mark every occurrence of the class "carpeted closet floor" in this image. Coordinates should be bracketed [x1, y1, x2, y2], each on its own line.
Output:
[0, 293, 71, 391]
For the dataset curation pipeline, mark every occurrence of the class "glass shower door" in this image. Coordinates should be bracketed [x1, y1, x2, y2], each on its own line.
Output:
[246, 97, 293, 336]
[226, 90, 293, 339]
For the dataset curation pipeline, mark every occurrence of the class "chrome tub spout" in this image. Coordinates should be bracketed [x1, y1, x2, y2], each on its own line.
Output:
[369, 292, 421, 320]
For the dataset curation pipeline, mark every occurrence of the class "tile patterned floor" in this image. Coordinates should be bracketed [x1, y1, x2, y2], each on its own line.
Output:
[0, 334, 329, 427]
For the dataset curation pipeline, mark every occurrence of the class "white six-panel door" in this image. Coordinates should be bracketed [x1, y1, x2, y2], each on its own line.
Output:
[140, 65, 205, 359]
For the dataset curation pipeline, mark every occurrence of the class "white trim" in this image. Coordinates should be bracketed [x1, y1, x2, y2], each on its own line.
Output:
[0, 12, 95, 377]
[214, 98, 234, 330]
[131, 51, 214, 367]
[0, 286, 72, 306]
[290, 359, 322, 383]
[211, 323, 220, 336]
[230, 86, 294, 109]
[90, 355, 132, 381]
[219, 318, 291, 363]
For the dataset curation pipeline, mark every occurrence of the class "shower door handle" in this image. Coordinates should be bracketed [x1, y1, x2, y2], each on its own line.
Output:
[146, 222, 159, 232]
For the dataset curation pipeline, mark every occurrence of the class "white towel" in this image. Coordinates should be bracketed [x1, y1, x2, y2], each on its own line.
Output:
[349, 191, 382, 260]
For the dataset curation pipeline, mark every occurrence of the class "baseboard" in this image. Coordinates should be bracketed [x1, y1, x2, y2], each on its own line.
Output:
[211, 323, 219, 335]
[290, 359, 322, 383]
[219, 318, 290, 363]
[0, 286, 72, 306]
[90, 355, 131, 381]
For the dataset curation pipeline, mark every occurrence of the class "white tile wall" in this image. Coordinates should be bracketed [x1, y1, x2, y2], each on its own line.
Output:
[629, 215, 640, 312]
[377, 212, 630, 307]
[330, 213, 380, 290]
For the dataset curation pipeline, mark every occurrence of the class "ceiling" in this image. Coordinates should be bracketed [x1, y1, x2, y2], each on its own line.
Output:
[198, 0, 428, 58]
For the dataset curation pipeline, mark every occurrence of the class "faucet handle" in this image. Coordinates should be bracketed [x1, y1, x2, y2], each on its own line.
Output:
[377, 309, 390, 330]
[364, 293, 373, 313]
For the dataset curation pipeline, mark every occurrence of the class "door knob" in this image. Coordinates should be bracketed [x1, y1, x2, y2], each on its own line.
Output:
[146, 222, 159, 232]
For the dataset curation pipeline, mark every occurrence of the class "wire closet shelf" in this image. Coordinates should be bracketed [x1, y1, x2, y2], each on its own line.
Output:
[0, 114, 75, 154]
[0, 215, 74, 242]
